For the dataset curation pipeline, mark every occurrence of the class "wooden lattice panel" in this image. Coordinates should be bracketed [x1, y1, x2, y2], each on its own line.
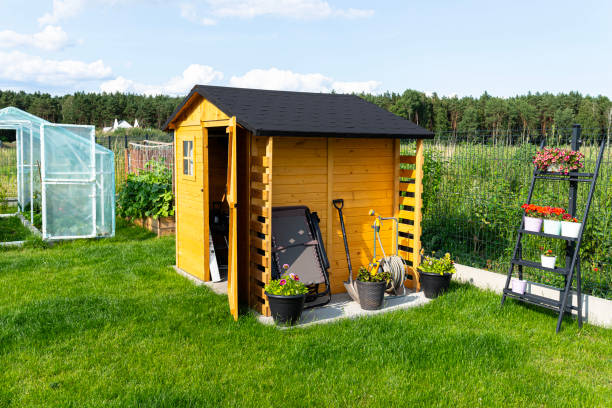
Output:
[396, 139, 424, 290]
[249, 135, 273, 316]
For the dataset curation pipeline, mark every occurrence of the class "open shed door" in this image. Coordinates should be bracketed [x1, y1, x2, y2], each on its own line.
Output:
[226, 117, 238, 320]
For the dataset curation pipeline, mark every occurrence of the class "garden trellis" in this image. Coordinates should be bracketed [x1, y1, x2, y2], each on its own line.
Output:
[0, 107, 115, 240]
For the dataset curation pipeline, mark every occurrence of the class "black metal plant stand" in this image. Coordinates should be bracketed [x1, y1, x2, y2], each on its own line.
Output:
[501, 125, 606, 333]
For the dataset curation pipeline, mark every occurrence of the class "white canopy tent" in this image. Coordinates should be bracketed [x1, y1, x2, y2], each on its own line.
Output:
[0, 107, 115, 240]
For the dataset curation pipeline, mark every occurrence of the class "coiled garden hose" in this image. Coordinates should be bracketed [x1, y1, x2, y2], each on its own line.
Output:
[376, 230, 407, 296]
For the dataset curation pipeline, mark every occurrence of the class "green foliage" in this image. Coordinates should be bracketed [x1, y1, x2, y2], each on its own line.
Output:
[360, 90, 612, 137]
[0, 90, 181, 129]
[420, 140, 612, 299]
[356, 266, 391, 282]
[264, 274, 309, 296]
[0, 216, 32, 242]
[21, 235, 48, 249]
[418, 252, 456, 275]
[117, 160, 175, 220]
[95, 127, 171, 142]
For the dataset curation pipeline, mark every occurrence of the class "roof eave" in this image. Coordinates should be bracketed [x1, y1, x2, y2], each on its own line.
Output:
[255, 129, 434, 139]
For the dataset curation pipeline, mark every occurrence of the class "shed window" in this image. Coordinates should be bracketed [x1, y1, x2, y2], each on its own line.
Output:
[183, 140, 193, 176]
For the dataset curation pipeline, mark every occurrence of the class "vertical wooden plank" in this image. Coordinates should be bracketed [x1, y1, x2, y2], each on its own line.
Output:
[326, 138, 334, 263]
[263, 136, 273, 316]
[412, 138, 424, 291]
[239, 129, 252, 306]
[174, 131, 179, 270]
[227, 117, 238, 321]
[202, 126, 210, 282]
[392, 139, 400, 239]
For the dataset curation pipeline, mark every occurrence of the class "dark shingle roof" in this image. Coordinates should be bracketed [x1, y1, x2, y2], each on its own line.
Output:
[163, 85, 433, 138]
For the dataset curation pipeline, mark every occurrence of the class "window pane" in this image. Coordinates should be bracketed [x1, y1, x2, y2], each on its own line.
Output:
[183, 141, 189, 158]
[183, 159, 189, 175]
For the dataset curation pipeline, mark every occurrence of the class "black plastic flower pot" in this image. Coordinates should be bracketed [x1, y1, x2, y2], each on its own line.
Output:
[418, 271, 452, 299]
[356, 280, 387, 310]
[265, 292, 306, 325]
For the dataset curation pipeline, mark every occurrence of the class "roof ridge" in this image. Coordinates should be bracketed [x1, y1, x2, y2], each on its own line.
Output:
[194, 84, 361, 98]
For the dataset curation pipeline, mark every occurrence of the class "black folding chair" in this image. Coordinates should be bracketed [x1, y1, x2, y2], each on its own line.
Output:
[271, 206, 332, 309]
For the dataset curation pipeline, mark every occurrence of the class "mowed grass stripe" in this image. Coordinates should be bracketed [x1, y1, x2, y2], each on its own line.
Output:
[0, 218, 610, 407]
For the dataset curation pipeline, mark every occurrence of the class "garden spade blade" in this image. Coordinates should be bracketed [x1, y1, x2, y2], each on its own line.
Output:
[333, 199, 359, 303]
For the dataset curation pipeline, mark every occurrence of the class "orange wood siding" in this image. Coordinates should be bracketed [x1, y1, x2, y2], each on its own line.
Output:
[272, 137, 400, 294]
[174, 97, 210, 281]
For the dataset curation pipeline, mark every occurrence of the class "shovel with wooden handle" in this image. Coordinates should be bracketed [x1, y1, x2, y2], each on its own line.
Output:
[333, 199, 359, 303]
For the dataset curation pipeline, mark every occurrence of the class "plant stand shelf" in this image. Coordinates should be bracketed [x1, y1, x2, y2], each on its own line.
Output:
[501, 125, 606, 333]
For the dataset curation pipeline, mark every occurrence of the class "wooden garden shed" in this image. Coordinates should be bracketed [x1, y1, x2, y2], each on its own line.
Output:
[163, 85, 433, 320]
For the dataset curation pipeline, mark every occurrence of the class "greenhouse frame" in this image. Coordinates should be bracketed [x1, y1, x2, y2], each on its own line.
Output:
[0, 107, 115, 240]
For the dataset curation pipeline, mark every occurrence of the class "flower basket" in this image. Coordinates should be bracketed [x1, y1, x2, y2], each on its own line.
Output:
[356, 280, 386, 310]
[560, 214, 581, 238]
[533, 147, 584, 174]
[524, 216, 542, 232]
[419, 272, 453, 299]
[542, 219, 561, 235]
[417, 252, 455, 299]
[561, 221, 581, 238]
[355, 266, 390, 310]
[265, 292, 306, 325]
[511, 278, 527, 295]
[541, 255, 557, 269]
[264, 268, 308, 325]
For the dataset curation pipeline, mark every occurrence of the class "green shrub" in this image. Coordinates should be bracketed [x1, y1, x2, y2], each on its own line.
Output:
[117, 160, 175, 220]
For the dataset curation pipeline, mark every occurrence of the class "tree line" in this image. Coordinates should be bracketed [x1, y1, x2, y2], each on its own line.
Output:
[0, 90, 181, 130]
[361, 90, 612, 139]
[1, 88, 611, 139]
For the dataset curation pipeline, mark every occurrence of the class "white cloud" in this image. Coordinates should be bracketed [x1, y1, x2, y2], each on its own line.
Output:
[38, 0, 85, 25]
[331, 80, 381, 94]
[181, 0, 374, 24]
[100, 64, 223, 95]
[0, 26, 70, 52]
[0, 51, 112, 85]
[180, 3, 217, 25]
[229, 68, 380, 93]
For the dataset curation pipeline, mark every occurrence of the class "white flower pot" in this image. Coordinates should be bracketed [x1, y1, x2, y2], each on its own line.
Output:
[561, 221, 581, 238]
[511, 278, 527, 295]
[541, 255, 557, 269]
[542, 219, 561, 235]
[524, 216, 542, 232]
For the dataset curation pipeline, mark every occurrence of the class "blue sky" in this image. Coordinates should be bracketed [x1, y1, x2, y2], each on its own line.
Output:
[0, 0, 611, 97]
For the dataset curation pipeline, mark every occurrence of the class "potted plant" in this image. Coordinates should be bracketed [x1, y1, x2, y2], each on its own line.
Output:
[540, 247, 557, 269]
[264, 265, 308, 325]
[541, 206, 564, 235]
[561, 213, 582, 238]
[533, 147, 584, 174]
[511, 277, 527, 295]
[355, 266, 391, 310]
[521, 203, 543, 232]
[417, 251, 456, 299]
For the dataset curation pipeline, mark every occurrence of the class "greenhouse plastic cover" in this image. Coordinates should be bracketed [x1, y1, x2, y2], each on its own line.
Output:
[0, 107, 115, 239]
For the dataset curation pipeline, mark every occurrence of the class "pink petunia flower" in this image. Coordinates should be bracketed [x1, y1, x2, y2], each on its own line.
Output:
[279, 279, 287, 286]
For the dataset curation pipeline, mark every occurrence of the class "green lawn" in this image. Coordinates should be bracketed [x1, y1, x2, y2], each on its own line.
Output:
[0, 216, 32, 242]
[0, 219, 610, 407]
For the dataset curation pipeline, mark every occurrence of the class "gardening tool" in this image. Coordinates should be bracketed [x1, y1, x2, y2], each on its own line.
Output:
[333, 199, 359, 303]
[368, 209, 407, 296]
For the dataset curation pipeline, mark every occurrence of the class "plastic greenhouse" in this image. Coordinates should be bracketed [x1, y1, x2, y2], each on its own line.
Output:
[0, 107, 115, 240]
